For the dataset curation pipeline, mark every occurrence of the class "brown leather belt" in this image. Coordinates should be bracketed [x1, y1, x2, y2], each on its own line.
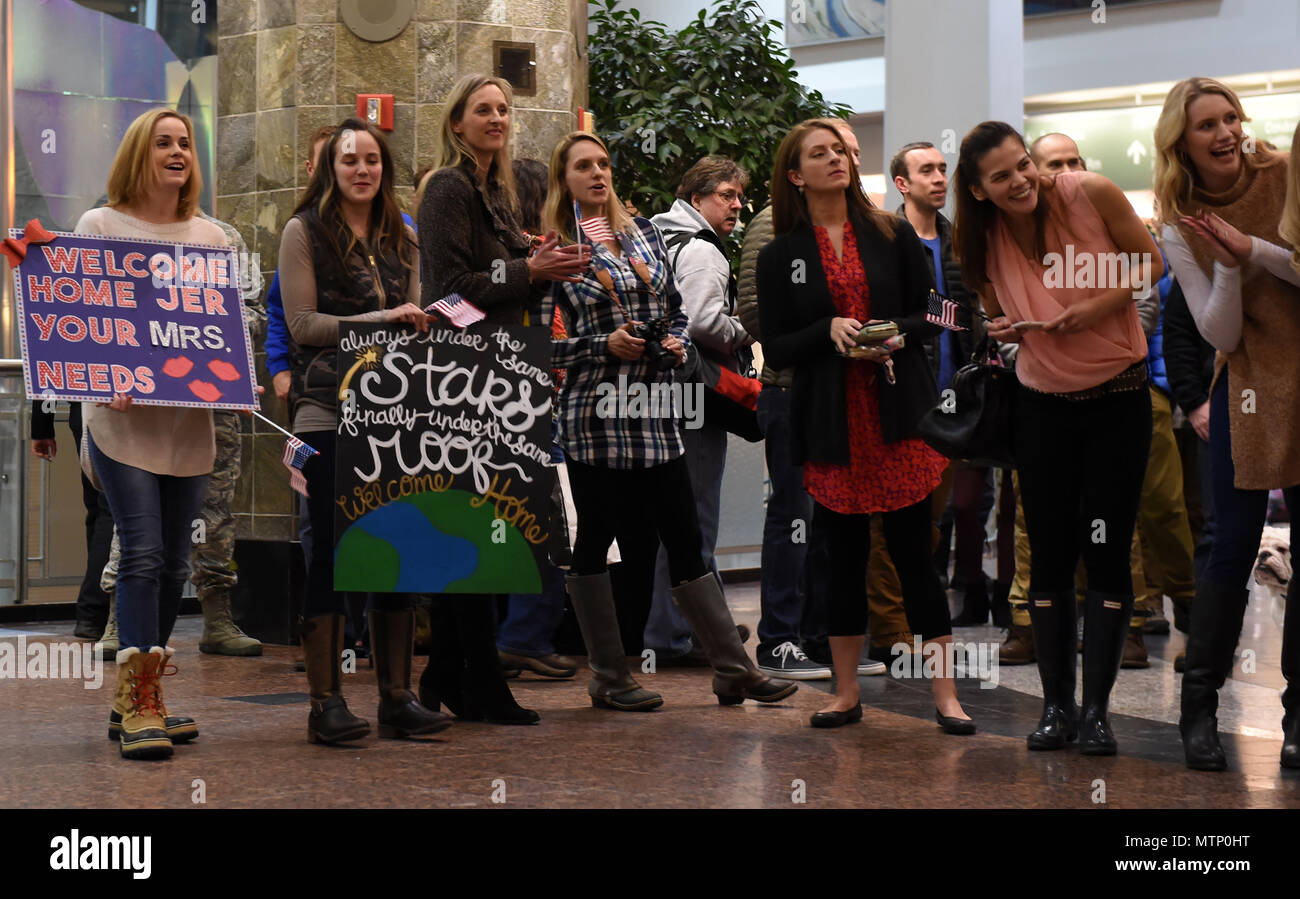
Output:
[1027, 360, 1148, 402]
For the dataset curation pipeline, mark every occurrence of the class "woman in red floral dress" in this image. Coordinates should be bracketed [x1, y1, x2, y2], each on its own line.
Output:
[757, 119, 973, 732]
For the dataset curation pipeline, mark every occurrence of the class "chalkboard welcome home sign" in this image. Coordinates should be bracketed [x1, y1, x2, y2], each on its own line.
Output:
[333, 322, 555, 594]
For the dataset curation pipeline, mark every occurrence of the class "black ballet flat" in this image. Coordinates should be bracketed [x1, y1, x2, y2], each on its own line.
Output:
[810, 704, 863, 728]
[936, 709, 977, 735]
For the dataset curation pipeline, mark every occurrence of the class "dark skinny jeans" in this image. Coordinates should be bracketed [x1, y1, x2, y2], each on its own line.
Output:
[566, 455, 707, 585]
[1014, 382, 1152, 596]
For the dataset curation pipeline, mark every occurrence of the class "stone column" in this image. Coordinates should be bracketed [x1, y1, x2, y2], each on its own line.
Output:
[882, 0, 1024, 213]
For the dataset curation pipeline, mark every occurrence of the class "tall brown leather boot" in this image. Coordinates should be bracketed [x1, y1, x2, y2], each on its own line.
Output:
[369, 608, 453, 738]
[302, 613, 369, 744]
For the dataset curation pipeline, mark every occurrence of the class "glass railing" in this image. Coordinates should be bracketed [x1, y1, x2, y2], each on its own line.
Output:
[0, 360, 29, 605]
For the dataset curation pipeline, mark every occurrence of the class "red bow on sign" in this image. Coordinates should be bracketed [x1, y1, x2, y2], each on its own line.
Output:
[2, 219, 57, 267]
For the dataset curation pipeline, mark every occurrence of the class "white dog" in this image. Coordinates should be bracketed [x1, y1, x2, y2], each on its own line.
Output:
[1254, 526, 1291, 628]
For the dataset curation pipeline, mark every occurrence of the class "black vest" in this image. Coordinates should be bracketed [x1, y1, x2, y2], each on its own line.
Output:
[289, 211, 412, 417]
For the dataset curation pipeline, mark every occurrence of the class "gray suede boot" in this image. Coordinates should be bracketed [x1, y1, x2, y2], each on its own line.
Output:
[670, 573, 797, 706]
[567, 572, 663, 711]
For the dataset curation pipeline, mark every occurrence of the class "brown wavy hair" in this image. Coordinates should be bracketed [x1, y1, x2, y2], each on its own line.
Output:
[291, 118, 414, 271]
[770, 118, 894, 239]
[952, 121, 1052, 290]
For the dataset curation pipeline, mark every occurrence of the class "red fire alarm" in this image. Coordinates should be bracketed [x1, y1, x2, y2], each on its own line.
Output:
[356, 94, 394, 131]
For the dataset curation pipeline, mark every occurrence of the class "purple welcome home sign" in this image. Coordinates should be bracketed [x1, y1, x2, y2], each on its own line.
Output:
[10, 230, 259, 411]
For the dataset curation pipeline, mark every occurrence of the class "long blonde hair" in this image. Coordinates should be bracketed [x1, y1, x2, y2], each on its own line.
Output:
[106, 108, 202, 219]
[435, 73, 517, 209]
[542, 132, 636, 241]
[1153, 77, 1279, 224]
[1280, 121, 1300, 271]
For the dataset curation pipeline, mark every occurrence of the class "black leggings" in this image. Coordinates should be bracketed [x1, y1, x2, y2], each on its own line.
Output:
[298, 428, 411, 618]
[816, 497, 952, 639]
[1013, 383, 1151, 595]
[566, 456, 706, 585]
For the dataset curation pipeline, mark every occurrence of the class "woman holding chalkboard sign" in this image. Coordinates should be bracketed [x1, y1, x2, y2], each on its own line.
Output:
[415, 75, 589, 726]
[281, 118, 452, 745]
[76, 109, 225, 760]
[541, 131, 798, 712]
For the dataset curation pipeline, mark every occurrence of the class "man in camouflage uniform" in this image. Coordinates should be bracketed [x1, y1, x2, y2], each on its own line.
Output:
[193, 213, 266, 654]
[96, 214, 266, 657]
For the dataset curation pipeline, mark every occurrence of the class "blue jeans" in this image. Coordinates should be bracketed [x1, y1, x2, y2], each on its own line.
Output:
[644, 421, 728, 654]
[1204, 374, 1298, 587]
[1191, 433, 1216, 582]
[88, 434, 209, 650]
[498, 565, 568, 657]
[755, 385, 816, 650]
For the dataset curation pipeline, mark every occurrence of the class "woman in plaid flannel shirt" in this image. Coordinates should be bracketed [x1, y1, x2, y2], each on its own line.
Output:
[541, 132, 797, 712]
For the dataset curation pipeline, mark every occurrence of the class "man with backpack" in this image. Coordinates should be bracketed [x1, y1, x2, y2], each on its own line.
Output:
[644, 157, 762, 667]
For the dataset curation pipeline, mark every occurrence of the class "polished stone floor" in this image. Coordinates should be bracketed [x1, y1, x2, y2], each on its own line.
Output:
[1, 580, 1297, 809]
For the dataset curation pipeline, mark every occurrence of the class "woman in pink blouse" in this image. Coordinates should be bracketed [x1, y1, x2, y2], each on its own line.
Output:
[953, 121, 1163, 756]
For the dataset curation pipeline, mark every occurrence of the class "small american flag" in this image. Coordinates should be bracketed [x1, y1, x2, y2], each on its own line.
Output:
[925, 291, 971, 332]
[428, 293, 485, 328]
[282, 436, 319, 498]
[575, 203, 614, 244]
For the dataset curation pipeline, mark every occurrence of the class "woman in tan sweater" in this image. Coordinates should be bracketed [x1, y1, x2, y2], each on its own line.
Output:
[1154, 78, 1300, 771]
[78, 109, 224, 760]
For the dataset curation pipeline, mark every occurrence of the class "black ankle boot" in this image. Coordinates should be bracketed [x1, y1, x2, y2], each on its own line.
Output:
[454, 598, 538, 725]
[991, 580, 1013, 627]
[1078, 591, 1133, 756]
[1282, 712, 1300, 769]
[1280, 576, 1299, 768]
[951, 576, 991, 626]
[1026, 591, 1077, 750]
[1180, 581, 1249, 771]
[419, 596, 467, 716]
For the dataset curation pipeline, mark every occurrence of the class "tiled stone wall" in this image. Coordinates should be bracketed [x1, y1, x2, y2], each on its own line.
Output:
[216, 0, 585, 540]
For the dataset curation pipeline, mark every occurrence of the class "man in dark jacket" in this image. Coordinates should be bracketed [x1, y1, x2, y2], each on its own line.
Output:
[1133, 260, 1197, 649]
[890, 141, 1006, 630]
[1161, 277, 1217, 623]
[30, 401, 112, 638]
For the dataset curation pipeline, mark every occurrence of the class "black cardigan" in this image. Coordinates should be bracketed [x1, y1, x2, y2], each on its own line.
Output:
[756, 212, 941, 466]
[1161, 277, 1215, 417]
[417, 161, 546, 326]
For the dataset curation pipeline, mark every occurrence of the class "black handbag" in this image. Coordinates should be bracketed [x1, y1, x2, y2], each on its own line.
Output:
[917, 336, 1018, 467]
[679, 343, 764, 443]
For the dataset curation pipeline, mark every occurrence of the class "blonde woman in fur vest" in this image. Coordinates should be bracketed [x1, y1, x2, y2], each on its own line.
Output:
[1154, 79, 1300, 771]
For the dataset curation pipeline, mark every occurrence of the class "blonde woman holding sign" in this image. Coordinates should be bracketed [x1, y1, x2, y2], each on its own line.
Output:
[75, 108, 224, 760]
